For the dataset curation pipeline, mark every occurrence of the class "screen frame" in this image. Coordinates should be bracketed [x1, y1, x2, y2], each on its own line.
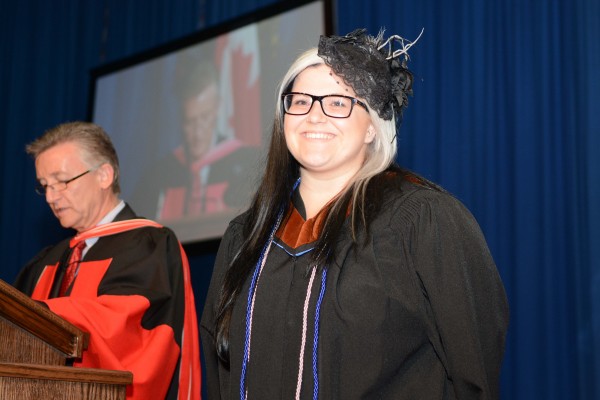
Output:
[87, 0, 334, 248]
[87, 0, 334, 114]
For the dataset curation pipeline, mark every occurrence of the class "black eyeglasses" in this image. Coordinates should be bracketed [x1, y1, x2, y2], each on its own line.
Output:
[35, 166, 98, 195]
[282, 92, 369, 118]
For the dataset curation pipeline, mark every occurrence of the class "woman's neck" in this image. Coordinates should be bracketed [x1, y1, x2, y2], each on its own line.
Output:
[298, 172, 353, 219]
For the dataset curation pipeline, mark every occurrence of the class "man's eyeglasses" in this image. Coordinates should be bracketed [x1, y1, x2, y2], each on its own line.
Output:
[35, 166, 100, 195]
[282, 92, 369, 119]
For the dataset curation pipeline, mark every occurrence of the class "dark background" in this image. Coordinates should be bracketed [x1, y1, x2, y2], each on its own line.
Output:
[0, 1, 598, 399]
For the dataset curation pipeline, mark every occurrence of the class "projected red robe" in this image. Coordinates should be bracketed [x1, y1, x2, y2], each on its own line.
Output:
[14, 205, 201, 400]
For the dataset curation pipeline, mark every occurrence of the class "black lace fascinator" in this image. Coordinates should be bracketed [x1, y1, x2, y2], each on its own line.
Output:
[317, 28, 423, 121]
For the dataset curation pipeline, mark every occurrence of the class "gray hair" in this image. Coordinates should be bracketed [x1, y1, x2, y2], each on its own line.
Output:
[26, 121, 121, 194]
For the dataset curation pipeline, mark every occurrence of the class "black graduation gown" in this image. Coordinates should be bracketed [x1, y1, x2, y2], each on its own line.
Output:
[201, 179, 509, 399]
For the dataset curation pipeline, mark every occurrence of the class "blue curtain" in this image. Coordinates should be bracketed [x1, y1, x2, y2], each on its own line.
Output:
[1, 0, 598, 398]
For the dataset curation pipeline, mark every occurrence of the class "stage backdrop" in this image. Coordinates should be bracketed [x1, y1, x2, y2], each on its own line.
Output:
[0, 1, 598, 399]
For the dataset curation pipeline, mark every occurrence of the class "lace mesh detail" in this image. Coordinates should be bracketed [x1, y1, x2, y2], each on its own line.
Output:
[317, 28, 417, 121]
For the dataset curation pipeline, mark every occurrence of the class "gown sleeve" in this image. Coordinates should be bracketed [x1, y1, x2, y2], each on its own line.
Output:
[200, 218, 243, 399]
[406, 190, 509, 399]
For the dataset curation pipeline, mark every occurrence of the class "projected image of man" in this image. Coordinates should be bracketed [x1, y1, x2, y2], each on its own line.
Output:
[132, 60, 257, 221]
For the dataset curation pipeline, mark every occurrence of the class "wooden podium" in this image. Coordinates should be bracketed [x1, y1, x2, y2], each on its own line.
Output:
[0, 279, 132, 399]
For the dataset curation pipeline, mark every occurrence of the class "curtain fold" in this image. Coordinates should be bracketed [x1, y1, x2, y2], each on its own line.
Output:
[0, 0, 597, 398]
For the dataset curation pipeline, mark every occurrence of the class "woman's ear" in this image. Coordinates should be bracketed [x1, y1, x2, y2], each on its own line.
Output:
[365, 124, 376, 144]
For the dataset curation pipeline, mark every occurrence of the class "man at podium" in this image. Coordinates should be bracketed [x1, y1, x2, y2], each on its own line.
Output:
[13, 121, 201, 400]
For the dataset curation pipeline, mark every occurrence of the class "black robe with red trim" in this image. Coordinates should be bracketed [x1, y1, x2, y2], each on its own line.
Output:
[14, 204, 201, 400]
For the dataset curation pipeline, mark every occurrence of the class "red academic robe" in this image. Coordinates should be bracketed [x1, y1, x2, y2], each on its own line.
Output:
[14, 205, 201, 400]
